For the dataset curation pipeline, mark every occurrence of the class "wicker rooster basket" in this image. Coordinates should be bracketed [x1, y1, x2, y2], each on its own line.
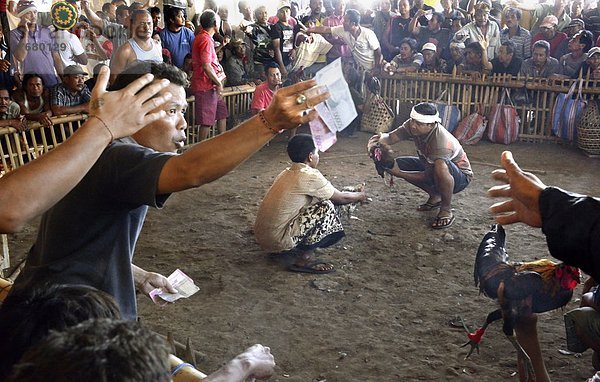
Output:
[577, 99, 600, 157]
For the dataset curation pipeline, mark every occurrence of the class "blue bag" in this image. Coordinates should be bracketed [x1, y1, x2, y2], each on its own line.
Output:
[552, 80, 587, 142]
[434, 89, 461, 133]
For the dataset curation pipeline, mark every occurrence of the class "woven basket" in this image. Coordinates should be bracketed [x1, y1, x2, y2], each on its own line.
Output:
[360, 92, 395, 133]
[577, 99, 600, 157]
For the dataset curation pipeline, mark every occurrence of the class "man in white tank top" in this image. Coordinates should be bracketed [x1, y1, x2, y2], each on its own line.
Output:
[109, 9, 162, 82]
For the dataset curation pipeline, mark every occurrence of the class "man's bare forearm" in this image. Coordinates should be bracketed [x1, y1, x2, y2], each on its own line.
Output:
[0, 119, 113, 232]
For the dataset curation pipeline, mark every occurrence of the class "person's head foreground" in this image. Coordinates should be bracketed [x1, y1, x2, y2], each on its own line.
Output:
[7, 318, 171, 382]
[0, 284, 121, 380]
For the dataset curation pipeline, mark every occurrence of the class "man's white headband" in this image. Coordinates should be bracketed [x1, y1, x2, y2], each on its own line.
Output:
[410, 108, 441, 124]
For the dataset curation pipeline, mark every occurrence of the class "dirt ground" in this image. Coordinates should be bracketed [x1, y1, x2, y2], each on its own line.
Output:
[7, 131, 600, 381]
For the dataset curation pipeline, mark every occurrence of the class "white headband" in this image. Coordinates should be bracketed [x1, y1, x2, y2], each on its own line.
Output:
[410, 108, 441, 124]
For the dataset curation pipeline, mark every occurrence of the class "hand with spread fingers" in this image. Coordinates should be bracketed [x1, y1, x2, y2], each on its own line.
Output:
[487, 151, 547, 227]
[262, 79, 330, 132]
[90, 65, 173, 140]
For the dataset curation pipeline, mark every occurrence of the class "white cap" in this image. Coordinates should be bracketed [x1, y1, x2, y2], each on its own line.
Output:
[422, 43, 437, 52]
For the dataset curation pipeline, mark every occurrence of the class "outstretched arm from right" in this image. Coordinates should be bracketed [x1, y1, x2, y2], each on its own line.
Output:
[487, 151, 546, 227]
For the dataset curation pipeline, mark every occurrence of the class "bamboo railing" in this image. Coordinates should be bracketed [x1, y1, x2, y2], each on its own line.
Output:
[378, 72, 600, 143]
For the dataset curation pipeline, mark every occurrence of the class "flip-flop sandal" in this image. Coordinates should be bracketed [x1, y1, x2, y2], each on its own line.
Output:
[432, 213, 455, 229]
[288, 261, 336, 274]
[417, 201, 441, 211]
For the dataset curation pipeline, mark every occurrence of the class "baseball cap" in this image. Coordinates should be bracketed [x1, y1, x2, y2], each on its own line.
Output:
[540, 15, 559, 29]
[63, 65, 88, 76]
[277, 0, 291, 11]
[422, 43, 437, 52]
[588, 47, 600, 57]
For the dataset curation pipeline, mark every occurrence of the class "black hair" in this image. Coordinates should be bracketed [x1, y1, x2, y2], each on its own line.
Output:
[22, 73, 45, 89]
[466, 41, 484, 55]
[200, 9, 218, 29]
[400, 37, 417, 52]
[109, 61, 189, 91]
[101, 2, 113, 12]
[431, 11, 445, 24]
[300, 15, 316, 25]
[92, 63, 107, 77]
[532, 40, 550, 55]
[287, 134, 316, 163]
[413, 102, 438, 116]
[345, 8, 360, 25]
[577, 30, 594, 52]
[500, 40, 515, 54]
[115, 4, 129, 18]
[148, 5, 160, 15]
[504, 7, 522, 20]
[166, 6, 184, 23]
[7, 319, 171, 382]
[0, 284, 121, 381]
[264, 60, 280, 74]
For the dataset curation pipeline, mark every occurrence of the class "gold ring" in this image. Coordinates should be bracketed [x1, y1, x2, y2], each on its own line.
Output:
[296, 94, 307, 105]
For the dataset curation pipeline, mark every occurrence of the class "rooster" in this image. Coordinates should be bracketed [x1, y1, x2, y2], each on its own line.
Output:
[368, 141, 395, 178]
[335, 183, 365, 219]
[462, 224, 580, 380]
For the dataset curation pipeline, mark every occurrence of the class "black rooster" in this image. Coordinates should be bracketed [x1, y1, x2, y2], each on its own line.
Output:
[368, 141, 395, 178]
[462, 224, 580, 380]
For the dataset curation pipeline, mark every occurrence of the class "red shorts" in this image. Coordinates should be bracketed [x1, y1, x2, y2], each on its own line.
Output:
[194, 89, 228, 126]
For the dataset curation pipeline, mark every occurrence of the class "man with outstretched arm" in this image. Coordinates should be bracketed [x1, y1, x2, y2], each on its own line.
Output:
[10, 61, 330, 321]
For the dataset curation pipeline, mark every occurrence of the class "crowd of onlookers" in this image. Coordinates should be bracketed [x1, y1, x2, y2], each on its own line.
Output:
[4, 0, 600, 134]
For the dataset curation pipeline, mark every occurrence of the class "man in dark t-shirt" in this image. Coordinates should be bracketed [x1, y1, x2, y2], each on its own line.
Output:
[12, 61, 327, 320]
[270, 1, 294, 76]
[491, 40, 522, 76]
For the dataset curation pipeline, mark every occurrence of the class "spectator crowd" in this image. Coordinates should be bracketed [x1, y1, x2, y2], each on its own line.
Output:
[3, 0, 600, 134]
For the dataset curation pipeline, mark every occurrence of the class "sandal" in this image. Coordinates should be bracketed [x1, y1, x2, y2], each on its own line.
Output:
[432, 212, 455, 229]
[288, 261, 336, 274]
[417, 201, 441, 211]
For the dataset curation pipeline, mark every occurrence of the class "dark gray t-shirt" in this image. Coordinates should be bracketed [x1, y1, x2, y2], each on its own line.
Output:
[13, 138, 173, 320]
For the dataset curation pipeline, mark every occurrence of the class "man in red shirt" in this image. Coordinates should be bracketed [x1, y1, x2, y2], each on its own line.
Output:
[191, 9, 228, 141]
[251, 62, 281, 115]
[532, 15, 567, 59]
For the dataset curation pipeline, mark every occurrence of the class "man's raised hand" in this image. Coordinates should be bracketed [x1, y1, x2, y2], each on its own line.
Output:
[90, 66, 172, 140]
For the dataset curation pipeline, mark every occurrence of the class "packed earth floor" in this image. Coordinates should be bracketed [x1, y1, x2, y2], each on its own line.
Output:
[8, 131, 600, 381]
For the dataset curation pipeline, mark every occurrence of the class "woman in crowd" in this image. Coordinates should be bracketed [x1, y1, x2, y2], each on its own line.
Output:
[384, 37, 422, 73]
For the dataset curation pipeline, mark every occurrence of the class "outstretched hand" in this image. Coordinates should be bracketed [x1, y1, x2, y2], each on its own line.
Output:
[487, 151, 547, 227]
[236, 344, 275, 381]
[90, 66, 173, 139]
[262, 80, 330, 132]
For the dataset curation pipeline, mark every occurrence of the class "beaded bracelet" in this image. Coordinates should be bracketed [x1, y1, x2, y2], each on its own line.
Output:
[90, 115, 114, 143]
[258, 111, 283, 134]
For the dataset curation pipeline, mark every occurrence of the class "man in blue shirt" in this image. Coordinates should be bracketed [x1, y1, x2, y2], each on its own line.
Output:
[159, 7, 194, 68]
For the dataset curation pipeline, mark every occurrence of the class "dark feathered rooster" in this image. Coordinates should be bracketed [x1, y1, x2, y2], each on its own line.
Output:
[368, 141, 395, 178]
[462, 224, 580, 380]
